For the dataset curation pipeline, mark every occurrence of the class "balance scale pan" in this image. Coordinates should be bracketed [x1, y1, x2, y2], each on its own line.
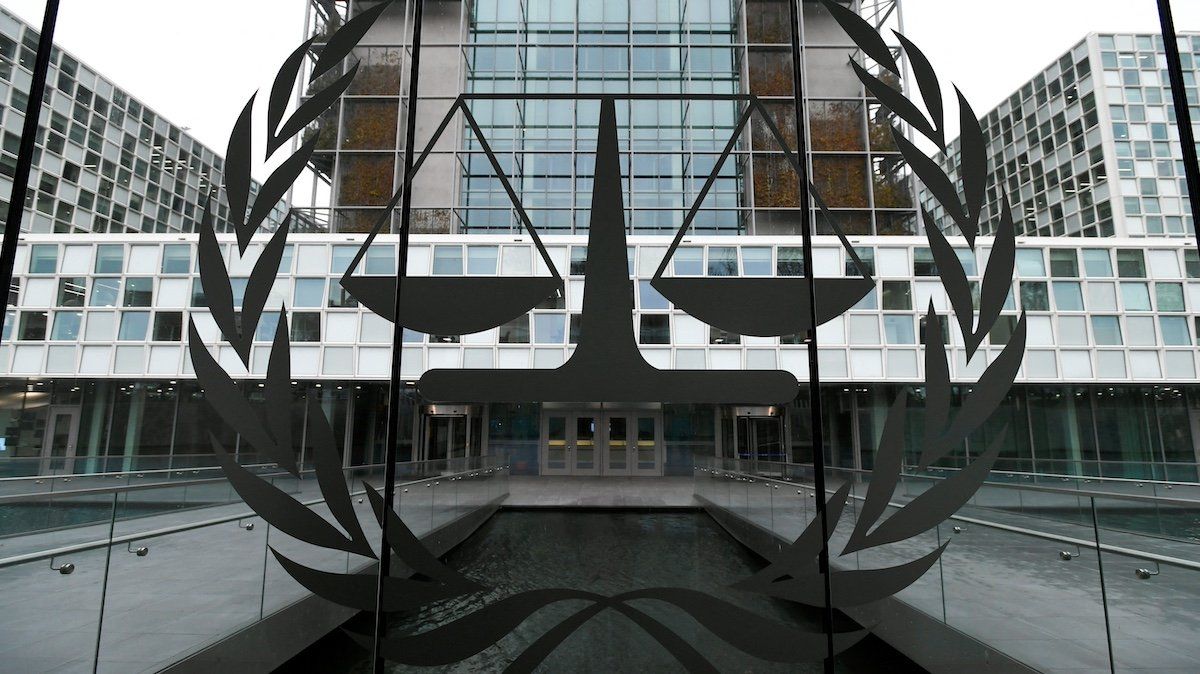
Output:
[651, 276, 875, 337]
[341, 275, 562, 335]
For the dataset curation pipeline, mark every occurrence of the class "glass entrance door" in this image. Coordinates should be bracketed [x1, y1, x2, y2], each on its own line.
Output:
[735, 416, 785, 472]
[41, 407, 80, 474]
[420, 410, 474, 468]
[545, 410, 663, 476]
[541, 412, 600, 475]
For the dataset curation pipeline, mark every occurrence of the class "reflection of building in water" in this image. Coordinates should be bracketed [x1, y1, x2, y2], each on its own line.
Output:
[0, 2, 1198, 482]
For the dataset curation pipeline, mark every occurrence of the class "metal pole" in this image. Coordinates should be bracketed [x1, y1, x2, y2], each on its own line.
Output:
[785, 0, 835, 670]
[1157, 0, 1200, 246]
[0, 0, 59, 340]
[373, 0, 424, 670]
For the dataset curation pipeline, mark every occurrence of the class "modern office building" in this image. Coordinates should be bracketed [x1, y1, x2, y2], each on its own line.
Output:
[0, 1, 1198, 482]
[0, 6, 289, 235]
[923, 31, 1200, 239]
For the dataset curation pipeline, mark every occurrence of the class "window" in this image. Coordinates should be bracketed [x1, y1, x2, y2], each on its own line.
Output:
[123, 278, 153, 306]
[498, 316, 529, 343]
[293, 278, 325, 307]
[1020, 282, 1049, 311]
[1015, 249, 1046, 276]
[988, 315, 1019, 345]
[330, 245, 358, 274]
[161, 244, 190, 273]
[1086, 283, 1117, 311]
[254, 312, 280, 342]
[1051, 282, 1084, 311]
[1081, 249, 1113, 277]
[709, 327, 740, 345]
[570, 247, 588, 275]
[1185, 249, 1200, 278]
[638, 281, 668, 310]
[57, 278, 86, 307]
[1049, 249, 1078, 277]
[90, 278, 120, 307]
[707, 247, 737, 276]
[365, 245, 396, 274]
[29, 245, 57, 273]
[847, 247, 874, 276]
[1058, 316, 1088, 345]
[1091, 316, 1122, 345]
[327, 282, 359, 308]
[1116, 249, 1145, 277]
[743, 248, 772, 275]
[914, 247, 937, 276]
[153, 312, 183, 341]
[777, 247, 804, 276]
[639, 315, 670, 344]
[1120, 282, 1152, 310]
[50, 311, 82, 340]
[466, 246, 498, 275]
[1126, 316, 1157, 345]
[432, 245, 463, 275]
[291, 313, 320, 342]
[95, 244, 123, 273]
[883, 315, 915, 344]
[1156, 283, 1185, 311]
[1160, 316, 1189, 345]
[118, 311, 150, 340]
[881, 281, 911, 310]
[534, 314, 565, 344]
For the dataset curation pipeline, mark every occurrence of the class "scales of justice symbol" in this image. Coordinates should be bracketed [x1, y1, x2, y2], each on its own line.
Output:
[339, 94, 873, 404]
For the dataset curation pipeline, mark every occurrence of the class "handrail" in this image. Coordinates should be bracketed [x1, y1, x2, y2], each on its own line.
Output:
[913, 464, 1200, 489]
[714, 458, 1200, 505]
[0, 463, 508, 570]
[0, 458, 484, 503]
[698, 466, 1200, 573]
[0, 463, 389, 505]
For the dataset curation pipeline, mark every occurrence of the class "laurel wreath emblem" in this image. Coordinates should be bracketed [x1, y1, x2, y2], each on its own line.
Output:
[187, 1, 1026, 668]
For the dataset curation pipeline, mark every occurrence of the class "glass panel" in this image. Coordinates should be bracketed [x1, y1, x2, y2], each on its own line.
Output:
[637, 417, 656, 468]
[608, 416, 627, 471]
[575, 416, 596, 470]
[1081, 249, 1113, 276]
[546, 416, 566, 469]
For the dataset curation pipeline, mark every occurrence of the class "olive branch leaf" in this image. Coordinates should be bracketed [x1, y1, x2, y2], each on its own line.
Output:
[186, 0, 475, 590]
[732, 1, 1028, 609]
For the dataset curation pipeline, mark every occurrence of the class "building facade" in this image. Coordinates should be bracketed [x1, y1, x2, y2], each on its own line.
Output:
[1, 1, 1198, 483]
[0, 6, 289, 235]
[924, 32, 1200, 239]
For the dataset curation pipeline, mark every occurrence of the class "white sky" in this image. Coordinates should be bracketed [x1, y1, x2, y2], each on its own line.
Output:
[0, 0, 1198, 161]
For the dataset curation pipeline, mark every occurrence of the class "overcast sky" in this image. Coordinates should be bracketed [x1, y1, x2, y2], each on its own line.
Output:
[1, 0, 1197, 162]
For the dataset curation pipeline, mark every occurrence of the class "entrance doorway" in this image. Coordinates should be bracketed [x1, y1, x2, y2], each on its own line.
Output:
[418, 404, 482, 467]
[541, 408, 662, 476]
[41, 406, 80, 474]
[734, 406, 787, 473]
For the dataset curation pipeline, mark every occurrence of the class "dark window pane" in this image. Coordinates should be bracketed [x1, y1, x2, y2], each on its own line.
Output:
[153, 312, 183, 341]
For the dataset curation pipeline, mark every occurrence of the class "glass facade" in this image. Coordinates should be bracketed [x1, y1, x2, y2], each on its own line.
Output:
[0, 8, 289, 235]
[300, 0, 916, 236]
[924, 32, 1200, 238]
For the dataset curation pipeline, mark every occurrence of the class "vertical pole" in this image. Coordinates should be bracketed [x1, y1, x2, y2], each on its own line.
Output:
[1157, 0, 1200, 246]
[374, 0, 424, 670]
[0, 0, 59, 340]
[1090, 498, 1117, 674]
[786, 1, 835, 670]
